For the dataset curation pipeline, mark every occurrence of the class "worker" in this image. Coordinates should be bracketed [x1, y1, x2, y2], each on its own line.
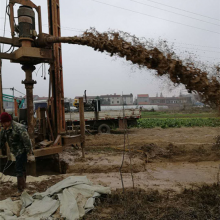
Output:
[0, 112, 32, 194]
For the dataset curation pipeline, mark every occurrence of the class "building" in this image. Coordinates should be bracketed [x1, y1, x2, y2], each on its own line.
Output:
[149, 96, 192, 109]
[137, 94, 149, 105]
[100, 94, 122, 105]
[122, 94, 133, 105]
[74, 96, 97, 101]
[74, 93, 132, 106]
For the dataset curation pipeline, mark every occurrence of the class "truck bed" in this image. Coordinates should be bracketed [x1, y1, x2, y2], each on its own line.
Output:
[65, 109, 140, 121]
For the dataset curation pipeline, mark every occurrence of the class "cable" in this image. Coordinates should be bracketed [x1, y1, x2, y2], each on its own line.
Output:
[41, 63, 44, 77]
[14, 89, 25, 96]
[42, 24, 84, 33]
[44, 63, 46, 80]
[90, 0, 220, 35]
[173, 42, 220, 50]
[34, 64, 43, 77]
[1, 45, 12, 53]
[143, 0, 220, 22]
[171, 45, 220, 54]
[129, 0, 220, 27]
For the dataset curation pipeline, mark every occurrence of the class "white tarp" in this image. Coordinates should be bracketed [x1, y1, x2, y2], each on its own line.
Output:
[0, 176, 111, 220]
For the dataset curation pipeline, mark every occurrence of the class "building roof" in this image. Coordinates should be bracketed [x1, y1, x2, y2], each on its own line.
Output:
[37, 97, 48, 100]
[122, 94, 133, 97]
[137, 94, 149, 98]
[75, 96, 97, 99]
[100, 94, 121, 98]
[23, 95, 39, 99]
[138, 102, 149, 105]
[149, 97, 191, 100]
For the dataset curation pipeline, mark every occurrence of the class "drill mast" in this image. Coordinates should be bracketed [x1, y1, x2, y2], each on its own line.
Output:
[0, 0, 85, 167]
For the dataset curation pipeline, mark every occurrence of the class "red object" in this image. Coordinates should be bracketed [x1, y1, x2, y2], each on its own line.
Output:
[0, 112, 12, 123]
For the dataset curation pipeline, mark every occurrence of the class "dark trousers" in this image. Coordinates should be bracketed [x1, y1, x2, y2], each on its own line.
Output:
[15, 151, 27, 177]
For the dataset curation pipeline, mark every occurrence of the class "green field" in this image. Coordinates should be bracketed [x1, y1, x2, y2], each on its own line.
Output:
[138, 118, 220, 129]
[141, 111, 218, 119]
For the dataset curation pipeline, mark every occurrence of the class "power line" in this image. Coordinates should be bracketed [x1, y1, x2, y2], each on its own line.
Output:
[42, 24, 84, 33]
[173, 42, 220, 50]
[14, 89, 25, 96]
[143, 0, 220, 22]
[171, 46, 220, 54]
[3, 88, 25, 96]
[129, 0, 220, 27]
[90, 0, 220, 35]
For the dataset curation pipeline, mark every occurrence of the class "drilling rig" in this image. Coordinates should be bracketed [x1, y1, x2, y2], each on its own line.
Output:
[0, 0, 85, 174]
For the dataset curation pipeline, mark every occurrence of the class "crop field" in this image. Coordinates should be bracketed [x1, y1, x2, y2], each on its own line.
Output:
[141, 111, 218, 119]
[137, 118, 220, 128]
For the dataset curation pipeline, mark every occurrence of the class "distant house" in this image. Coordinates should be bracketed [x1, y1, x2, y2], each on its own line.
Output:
[137, 94, 149, 105]
[100, 94, 122, 105]
[75, 96, 97, 101]
[122, 94, 133, 105]
[37, 97, 48, 101]
[149, 96, 192, 108]
[75, 93, 132, 106]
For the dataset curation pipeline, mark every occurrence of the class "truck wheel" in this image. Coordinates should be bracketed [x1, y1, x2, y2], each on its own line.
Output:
[98, 124, 110, 133]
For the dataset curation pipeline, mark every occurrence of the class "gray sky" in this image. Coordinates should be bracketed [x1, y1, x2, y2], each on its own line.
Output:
[0, 0, 220, 99]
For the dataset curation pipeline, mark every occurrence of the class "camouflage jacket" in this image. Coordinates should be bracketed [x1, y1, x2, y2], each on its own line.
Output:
[0, 121, 32, 157]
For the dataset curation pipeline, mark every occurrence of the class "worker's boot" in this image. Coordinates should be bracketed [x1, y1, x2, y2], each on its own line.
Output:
[12, 177, 25, 197]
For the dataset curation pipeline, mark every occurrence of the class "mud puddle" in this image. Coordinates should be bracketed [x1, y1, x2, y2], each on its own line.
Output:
[82, 161, 220, 192]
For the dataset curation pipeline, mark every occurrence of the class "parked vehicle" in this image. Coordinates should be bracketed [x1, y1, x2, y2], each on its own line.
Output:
[65, 108, 141, 133]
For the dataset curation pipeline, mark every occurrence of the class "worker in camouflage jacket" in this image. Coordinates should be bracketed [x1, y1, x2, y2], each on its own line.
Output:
[0, 112, 32, 194]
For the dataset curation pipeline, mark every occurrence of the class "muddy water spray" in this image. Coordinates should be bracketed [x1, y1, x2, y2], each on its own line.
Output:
[46, 29, 220, 106]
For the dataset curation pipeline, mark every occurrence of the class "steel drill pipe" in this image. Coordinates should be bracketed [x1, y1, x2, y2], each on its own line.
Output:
[36, 36, 84, 47]
[22, 65, 36, 148]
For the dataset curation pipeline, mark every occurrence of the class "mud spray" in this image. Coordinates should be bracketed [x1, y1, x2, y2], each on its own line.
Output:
[48, 28, 220, 106]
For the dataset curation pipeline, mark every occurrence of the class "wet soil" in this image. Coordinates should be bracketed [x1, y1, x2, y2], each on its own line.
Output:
[85, 127, 220, 162]
[0, 175, 63, 201]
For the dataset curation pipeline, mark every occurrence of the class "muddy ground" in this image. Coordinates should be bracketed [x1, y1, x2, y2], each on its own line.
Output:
[1, 127, 220, 219]
[86, 127, 220, 162]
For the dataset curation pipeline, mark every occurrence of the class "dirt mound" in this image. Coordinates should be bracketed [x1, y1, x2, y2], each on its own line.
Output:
[140, 143, 168, 158]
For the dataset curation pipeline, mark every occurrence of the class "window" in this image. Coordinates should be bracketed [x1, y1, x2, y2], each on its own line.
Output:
[112, 101, 114, 104]
[117, 101, 119, 103]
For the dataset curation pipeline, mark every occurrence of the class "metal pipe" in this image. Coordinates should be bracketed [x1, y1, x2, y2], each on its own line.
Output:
[37, 6, 42, 35]
[21, 65, 36, 148]
[9, 3, 15, 37]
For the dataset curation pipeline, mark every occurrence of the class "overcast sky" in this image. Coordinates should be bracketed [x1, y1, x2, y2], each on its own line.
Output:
[0, 0, 220, 99]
